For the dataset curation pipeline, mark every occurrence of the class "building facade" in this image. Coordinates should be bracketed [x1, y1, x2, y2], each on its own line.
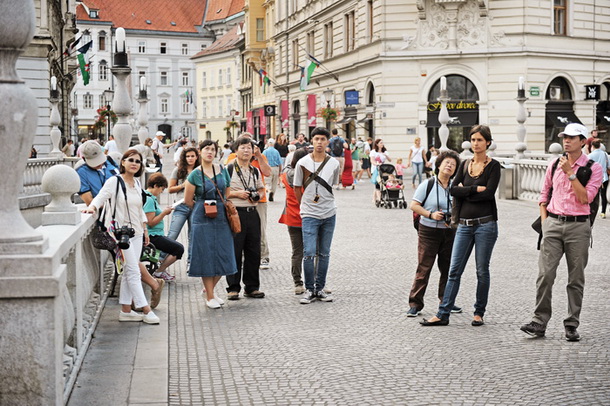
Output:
[19, 0, 78, 155]
[73, 0, 215, 144]
[272, 0, 610, 158]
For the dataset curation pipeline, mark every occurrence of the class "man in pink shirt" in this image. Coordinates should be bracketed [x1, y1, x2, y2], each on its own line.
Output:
[521, 123, 602, 342]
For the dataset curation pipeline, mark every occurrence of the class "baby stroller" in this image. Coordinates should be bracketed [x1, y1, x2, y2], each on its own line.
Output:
[375, 163, 407, 209]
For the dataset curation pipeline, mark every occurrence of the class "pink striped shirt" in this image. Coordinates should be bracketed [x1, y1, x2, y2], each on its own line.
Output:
[539, 153, 603, 216]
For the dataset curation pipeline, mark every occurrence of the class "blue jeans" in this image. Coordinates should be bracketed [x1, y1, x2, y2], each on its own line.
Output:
[163, 203, 192, 261]
[302, 215, 336, 292]
[436, 221, 498, 320]
[412, 162, 424, 185]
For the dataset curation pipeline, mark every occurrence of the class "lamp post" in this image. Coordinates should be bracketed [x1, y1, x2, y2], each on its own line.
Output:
[437, 76, 450, 151]
[515, 76, 528, 159]
[110, 27, 132, 153]
[102, 88, 114, 143]
[323, 88, 333, 129]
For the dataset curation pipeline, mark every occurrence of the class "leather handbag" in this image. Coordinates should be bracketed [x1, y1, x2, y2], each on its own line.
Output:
[91, 219, 117, 251]
[212, 175, 241, 234]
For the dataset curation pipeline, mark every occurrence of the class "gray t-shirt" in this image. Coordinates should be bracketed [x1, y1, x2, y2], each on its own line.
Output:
[294, 154, 340, 220]
[170, 167, 185, 200]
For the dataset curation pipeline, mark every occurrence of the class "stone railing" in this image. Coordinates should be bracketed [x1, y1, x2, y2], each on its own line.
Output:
[22, 157, 80, 196]
[512, 159, 550, 201]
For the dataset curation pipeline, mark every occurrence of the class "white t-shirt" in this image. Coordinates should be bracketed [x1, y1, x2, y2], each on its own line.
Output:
[104, 140, 119, 154]
[410, 146, 424, 163]
[294, 154, 340, 220]
[370, 150, 389, 166]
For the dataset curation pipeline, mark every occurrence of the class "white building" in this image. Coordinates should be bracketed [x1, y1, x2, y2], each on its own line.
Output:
[273, 0, 610, 158]
[73, 0, 215, 144]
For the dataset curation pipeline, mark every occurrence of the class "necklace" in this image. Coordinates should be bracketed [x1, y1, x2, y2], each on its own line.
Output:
[469, 157, 489, 179]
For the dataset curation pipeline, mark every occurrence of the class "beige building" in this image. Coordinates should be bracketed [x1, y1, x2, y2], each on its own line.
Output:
[273, 0, 610, 158]
[192, 24, 244, 144]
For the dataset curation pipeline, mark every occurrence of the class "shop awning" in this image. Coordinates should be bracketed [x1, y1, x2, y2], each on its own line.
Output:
[546, 111, 582, 127]
[357, 116, 373, 124]
[336, 117, 355, 125]
[597, 112, 610, 126]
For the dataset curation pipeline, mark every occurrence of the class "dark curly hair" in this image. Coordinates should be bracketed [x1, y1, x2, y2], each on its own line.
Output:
[434, 150, 461, 178]
[176, 147, 200, 182]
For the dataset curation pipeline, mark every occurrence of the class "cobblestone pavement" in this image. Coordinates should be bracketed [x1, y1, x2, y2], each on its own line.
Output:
[167, 176, 610, 406]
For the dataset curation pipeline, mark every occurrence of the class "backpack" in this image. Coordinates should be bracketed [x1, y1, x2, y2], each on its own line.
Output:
[331, 137, 344, 157]
[412, 179, 436, 231]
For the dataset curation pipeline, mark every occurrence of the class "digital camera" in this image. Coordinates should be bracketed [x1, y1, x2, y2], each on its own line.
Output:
[115, 226, 135, 249]
[443, 212, 452, 225]
[246, 188, 260, 202]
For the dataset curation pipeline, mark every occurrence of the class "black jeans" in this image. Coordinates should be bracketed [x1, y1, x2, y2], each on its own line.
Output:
[287, 226, 304, 286]
[226, 208, 261, 294]
[601, 180, 608, 214]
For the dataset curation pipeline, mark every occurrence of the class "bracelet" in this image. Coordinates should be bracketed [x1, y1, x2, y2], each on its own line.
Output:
[428, 211, 432, 219]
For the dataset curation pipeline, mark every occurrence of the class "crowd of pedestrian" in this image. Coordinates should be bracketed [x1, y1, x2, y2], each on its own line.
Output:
[67, 121, 608, 344]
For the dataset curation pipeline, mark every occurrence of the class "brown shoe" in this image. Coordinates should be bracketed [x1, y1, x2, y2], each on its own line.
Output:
[244, 290, 265, 298]
[150, 278, 165, 309]
[227, 291, 240, 300]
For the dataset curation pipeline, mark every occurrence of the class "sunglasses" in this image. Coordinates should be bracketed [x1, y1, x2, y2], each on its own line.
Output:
[125, 158, 141, 164]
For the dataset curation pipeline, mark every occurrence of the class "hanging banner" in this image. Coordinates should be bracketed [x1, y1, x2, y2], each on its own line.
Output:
[281, 100, 289, 129]
[259, 109, 267, 135]
[246, 110, 254, 134]
[307, 94, 317, 127]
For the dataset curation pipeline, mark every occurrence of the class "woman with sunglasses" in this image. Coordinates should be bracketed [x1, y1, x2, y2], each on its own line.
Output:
[184, 140, 236, 309]
[83, 149, 160, 324]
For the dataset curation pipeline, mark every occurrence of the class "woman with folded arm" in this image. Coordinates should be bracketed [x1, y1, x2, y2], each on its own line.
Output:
[83, 149, 160, 324]
[421, 125, 500, 327]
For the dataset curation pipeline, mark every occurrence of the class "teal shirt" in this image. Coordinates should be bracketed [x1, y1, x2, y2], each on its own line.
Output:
[187, 166, 231, 199]
[143, 191, 165, 236]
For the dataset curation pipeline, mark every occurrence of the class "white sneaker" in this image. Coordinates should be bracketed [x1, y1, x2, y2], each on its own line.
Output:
[206, 298, 221, 309]
[143, 311, 160, 324]
[215, 296, 225, 306]
[260, 258, 270, 269]
[119, 310, 144, 322]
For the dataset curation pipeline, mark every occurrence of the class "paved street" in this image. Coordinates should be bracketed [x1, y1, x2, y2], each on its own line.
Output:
[70, 171, 610, 406]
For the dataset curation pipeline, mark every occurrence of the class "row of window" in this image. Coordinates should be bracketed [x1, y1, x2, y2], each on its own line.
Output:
[77, 94, 193, 114]
[79, 30, 207, 55]
[201, 97, 234, 119]
[200, 68, 232, 89]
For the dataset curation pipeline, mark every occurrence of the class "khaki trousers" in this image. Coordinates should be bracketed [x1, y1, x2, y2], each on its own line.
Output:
[534, 217, 590, 328]
[256, 202, 269, 259]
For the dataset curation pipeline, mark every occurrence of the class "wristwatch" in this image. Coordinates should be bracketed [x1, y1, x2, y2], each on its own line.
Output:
[568, 173, 577, 181]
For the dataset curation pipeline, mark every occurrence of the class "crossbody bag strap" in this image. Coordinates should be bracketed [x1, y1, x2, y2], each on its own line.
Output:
[115, 175, 133, 226]
[303, 155, 330, 190]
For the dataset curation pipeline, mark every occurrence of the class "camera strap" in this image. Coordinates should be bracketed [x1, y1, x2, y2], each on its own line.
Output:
[234, 163, 254, 191]
[115, 175, 134, 227]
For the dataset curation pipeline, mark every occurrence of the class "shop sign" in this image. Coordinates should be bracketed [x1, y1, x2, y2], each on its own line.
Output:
[264, 105, 276, 116]
[345, 90, 359, 106]
[585, 85, 600, 101]
[529, 86, 540, 97]
[427, 100, 478, 112]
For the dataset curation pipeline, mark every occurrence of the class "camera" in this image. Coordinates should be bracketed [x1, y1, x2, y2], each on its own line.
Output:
[443, 212, 452, 224]
[114, 226, 135, 249]
[246, 188, 260, 202]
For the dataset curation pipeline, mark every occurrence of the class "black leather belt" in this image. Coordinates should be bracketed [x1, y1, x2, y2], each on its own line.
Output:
[459, 215, 495, 226]
[548, 212, 588, 222]
[236, 206, 257, 212]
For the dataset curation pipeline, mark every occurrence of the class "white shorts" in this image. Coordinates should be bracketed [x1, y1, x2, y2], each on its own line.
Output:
[353, 160, 362, 171]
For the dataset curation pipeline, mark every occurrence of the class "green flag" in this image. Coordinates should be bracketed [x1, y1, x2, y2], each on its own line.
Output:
[299, 60, 317, 91]
[77, 53, 90, 85]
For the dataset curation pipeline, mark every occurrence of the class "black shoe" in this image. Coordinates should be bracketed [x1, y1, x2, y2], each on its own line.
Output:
[420, 318, 449, 326]
[520, 321, 546, 337]
[268, 193, 274, 202]
[565, 326, 580, 342]
[471, 318, 485, 326]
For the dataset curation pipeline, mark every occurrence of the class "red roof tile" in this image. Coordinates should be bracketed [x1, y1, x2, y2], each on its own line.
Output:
[76, 0, 209, 33]
[204, 0, 244, 23]
[191, 23, 242, 58]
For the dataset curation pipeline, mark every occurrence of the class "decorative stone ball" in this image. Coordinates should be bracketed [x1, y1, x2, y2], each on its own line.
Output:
[549, 143, 563, 156]
[42, 164, 81, 212]
[461, 141, 471, 150]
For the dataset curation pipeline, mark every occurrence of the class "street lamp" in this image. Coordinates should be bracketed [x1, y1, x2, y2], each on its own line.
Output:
[323, 88, 333, 129]
[103, 88, 114, 143]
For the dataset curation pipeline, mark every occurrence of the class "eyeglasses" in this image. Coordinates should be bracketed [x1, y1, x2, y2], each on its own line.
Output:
[125, 158, 141, 164]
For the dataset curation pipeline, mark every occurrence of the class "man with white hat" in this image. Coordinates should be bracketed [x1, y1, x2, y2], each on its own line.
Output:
[151, 131, 177, 171]
[75, 140, 119, 205]
[521, 123, 602, 342]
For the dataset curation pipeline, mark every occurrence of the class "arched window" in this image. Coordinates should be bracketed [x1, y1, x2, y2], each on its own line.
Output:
[546, 77, 572, 101]
[545, 76, 581, 151]
[99, 60, 108, 81]
[98, 31, 106, 51]
[427, 75, 479, 152]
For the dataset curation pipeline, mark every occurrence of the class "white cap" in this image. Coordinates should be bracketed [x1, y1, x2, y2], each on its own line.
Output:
[155, 130, 165, 137]
[267, 138, 275, 145]
[81, 141, 106, 167]
[558, 123, 589, 139]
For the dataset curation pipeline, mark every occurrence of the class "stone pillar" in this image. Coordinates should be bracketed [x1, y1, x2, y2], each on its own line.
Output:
[437, 77, 450, 151]
[48, 83, 63, 158]
[515, 77, 528, 159]
[0, 0, 45, 252]
[111, 28, 132, 153]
